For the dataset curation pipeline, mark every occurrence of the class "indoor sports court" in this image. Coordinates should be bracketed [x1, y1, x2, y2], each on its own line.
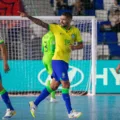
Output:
[0, 0, 120, 120]
[1, 95, 120, 120]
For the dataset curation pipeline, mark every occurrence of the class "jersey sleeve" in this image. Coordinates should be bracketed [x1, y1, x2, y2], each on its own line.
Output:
[75, 28, 83, 43]
[48, 24, 57, 33]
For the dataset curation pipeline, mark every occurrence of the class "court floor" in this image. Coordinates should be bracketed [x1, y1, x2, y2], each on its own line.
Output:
[0, 95, 120, 120]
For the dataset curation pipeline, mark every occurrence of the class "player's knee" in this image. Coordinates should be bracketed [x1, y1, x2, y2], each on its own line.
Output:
[50, 79, 60, 90]
[63, 85, 70, 89]
[50, 84, 58, 91]
[46, 84, 55, 93]
[62, 82, 70, 89]
[0, 83, 4, 91]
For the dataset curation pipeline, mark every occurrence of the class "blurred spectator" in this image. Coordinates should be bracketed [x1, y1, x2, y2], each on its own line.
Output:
[56, 0, 67, 9]
[101, 0, 120, 32]
[100, 24, 112, 32]
[83, 0, 93, 9]
[109, 9, 120, 32]
[109, 0, 120, 14]
[50, 0, 54, 7]
[72, 0, 85, 16]
[68, 0, 76, 6]
[0, 0, 24, 16]
[53, 0, 68, 15]
[1, 20, 33, 60]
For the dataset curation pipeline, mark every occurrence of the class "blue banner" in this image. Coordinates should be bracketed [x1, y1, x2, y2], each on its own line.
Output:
[0, 60, 90, 92]
[0, 60, 120, 93]
[96, 60, 120, 93]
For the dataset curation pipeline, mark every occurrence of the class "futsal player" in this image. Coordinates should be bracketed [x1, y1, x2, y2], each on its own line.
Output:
[19, 11, 83, 118]
[42, 31, 57, 102]
[0, 38, 16, 119]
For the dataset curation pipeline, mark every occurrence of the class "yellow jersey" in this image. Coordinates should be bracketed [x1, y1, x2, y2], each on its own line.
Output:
[49, 24, 82, 63]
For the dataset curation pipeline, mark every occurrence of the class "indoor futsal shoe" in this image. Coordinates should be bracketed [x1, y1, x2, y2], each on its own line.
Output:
[2, 109, 16, 120]
[29, 101, 36, 118]
[50, 97, 58, 102]
[68, 110, 82, 119]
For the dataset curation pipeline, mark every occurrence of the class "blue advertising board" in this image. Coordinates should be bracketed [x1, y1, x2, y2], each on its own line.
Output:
[96, 60, 120, 93]
[0, 60, 120, 93]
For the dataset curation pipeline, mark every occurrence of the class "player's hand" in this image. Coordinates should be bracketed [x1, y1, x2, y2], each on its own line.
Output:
[116, 68, 119, 74]
[18, 11, 28, 17]
[116, 64, 120, 74]
[71, 45, 75, 50]
[4, 63, 10, 73]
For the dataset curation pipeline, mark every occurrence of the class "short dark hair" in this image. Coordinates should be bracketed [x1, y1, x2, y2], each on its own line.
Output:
[62, 12, 72, 19]
[115, 9, 120, 13]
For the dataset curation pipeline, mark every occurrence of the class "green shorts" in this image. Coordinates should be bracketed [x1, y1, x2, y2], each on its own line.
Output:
[42, 56, 53, 75]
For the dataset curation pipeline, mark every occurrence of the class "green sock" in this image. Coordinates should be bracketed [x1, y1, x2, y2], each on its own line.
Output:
[46, 80, 50, 86]
[51, 91, 56, 99]
[46, 80, 56, 99]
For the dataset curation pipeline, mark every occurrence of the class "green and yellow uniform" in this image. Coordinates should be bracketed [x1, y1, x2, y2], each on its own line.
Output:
[49, 24, 82, 63]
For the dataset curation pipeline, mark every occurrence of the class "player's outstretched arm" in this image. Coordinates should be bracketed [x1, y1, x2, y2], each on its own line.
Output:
[0, 43, 9, 72]
[19, 11, 49, 30]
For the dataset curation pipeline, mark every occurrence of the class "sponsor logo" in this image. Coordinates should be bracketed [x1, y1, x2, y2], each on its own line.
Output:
[38, 66, 84, 89]
[62, 72, 66, 78]
[71, 34, 75, 39]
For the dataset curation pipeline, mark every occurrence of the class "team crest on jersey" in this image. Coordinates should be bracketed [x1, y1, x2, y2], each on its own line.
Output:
[62, 72, 65, 78]
[71, 34, 75, 39]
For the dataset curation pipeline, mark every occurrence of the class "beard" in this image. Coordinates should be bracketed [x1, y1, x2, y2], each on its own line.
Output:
[61, 23, 67, 27]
